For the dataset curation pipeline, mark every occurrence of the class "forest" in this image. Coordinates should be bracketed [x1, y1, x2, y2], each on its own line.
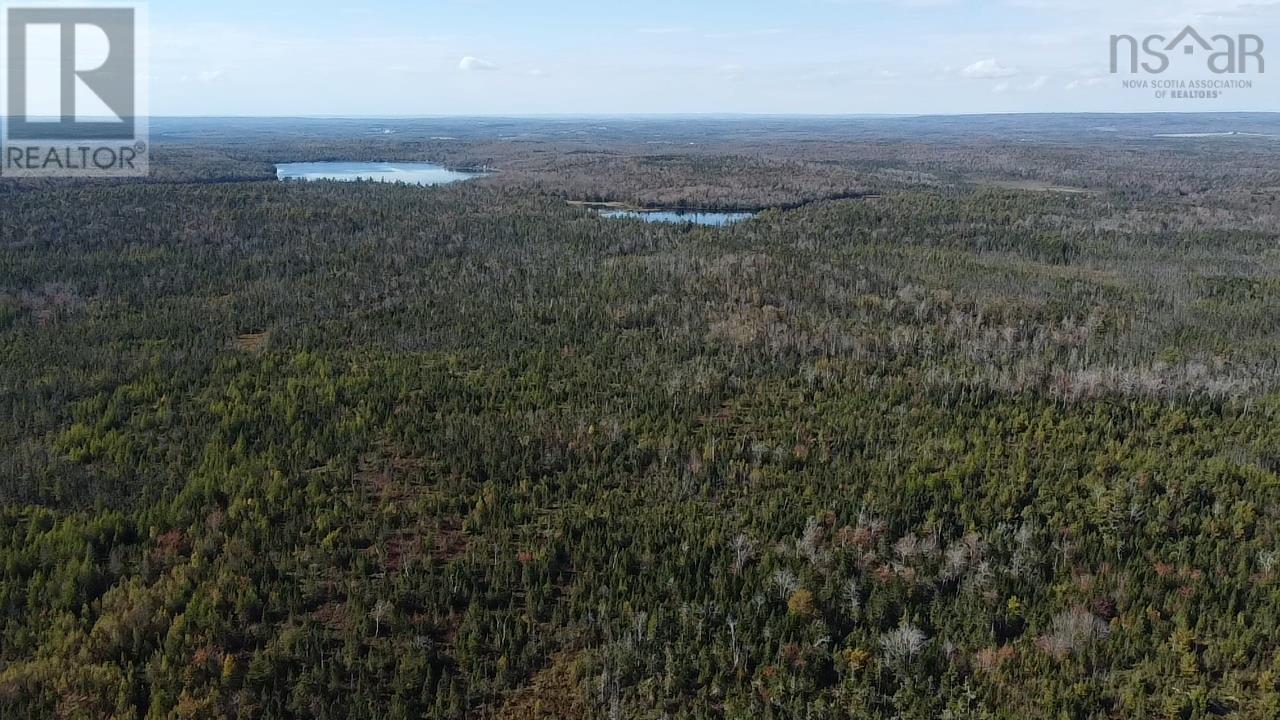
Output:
[3, 115, 1280, 718]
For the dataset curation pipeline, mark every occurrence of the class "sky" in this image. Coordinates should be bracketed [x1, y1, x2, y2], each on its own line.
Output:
[145, 0, 1279, 115]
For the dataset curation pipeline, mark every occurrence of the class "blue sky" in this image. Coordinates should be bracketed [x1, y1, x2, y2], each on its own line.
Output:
[149, 0, 1279, 115]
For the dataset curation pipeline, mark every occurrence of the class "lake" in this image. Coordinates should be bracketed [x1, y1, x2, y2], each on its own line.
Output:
[599, 209, 756, 227]
[276, 162, 485, 186]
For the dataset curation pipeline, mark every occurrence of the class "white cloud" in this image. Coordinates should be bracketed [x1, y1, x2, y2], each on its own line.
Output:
[1065, 77, 1107, 90]
[962, 58, 1019, 79]
[704, 28, 787, 39]
[1205, 0, 1280, 18]
[831, 0, 961, 6]
[458, 56, 497, 72]
[718, 64, 747, 82]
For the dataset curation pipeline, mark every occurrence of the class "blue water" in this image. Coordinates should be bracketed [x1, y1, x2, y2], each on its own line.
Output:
[599, 209, 756, 227]
[277, 162, 485, 186]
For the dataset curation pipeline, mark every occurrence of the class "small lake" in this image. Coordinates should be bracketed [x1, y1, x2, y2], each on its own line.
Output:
[598, 209, 756, 227]
[1153, 132, 1280, 139]
[276, 162, 485, 186]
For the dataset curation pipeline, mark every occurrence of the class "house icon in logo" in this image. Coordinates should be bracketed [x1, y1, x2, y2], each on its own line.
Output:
[1165, 26, 1213, 55]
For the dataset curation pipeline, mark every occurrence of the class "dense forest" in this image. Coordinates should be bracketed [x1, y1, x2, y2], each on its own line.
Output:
[3, 116, 1280, 718]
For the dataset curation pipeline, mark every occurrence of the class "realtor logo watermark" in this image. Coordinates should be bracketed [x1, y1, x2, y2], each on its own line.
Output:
[1111, 26, 1263, 101]
[2, 1, 148, 177]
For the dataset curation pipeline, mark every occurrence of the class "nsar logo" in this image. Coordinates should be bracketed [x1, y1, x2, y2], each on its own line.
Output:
[1111, 26, 1264, 75]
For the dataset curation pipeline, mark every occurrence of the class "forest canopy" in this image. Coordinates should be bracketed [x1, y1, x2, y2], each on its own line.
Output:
[3, 115, 1280, 719]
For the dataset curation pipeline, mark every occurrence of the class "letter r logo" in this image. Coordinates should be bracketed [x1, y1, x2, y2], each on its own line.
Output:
[6, 7, 135, 140]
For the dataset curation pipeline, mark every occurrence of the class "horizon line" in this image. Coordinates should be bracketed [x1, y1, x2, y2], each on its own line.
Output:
[137, 110, 1280, 121]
